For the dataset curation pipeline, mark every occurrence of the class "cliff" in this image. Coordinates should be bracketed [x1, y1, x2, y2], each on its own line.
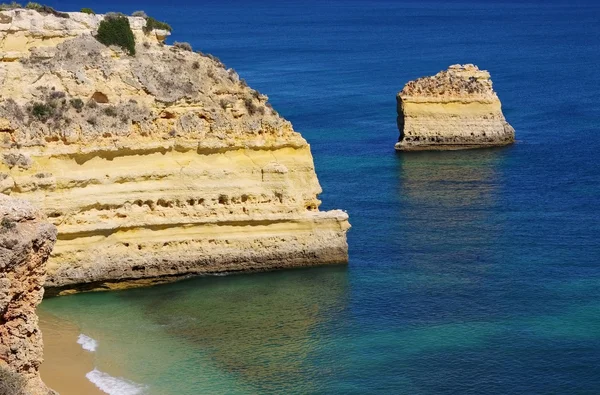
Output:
[0, 9, 350, 294]
[395, 64, 515, 150]
[0, 194, 57, 395]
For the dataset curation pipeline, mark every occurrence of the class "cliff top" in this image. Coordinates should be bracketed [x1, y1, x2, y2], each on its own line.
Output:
[399, 64, 499, 103]
[0, 7, 299, 153]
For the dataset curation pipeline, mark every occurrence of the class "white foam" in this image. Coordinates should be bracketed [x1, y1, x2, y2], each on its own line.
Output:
[86, 369, 147, 395]
[77, 334, 98, 352]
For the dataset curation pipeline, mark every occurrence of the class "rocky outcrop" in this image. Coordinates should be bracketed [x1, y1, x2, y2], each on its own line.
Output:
[395, 64, 515, 150]
[0, 9, 168, 61]
[0, 195, 57, 395]
[0, 9, 349, 294]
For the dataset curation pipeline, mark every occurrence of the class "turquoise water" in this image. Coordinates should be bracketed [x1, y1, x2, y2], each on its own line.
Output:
[40, 1, 600, 393]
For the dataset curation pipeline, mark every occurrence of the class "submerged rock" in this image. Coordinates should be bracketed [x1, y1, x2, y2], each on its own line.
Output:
[395, 64, 515, 151]
[0, 195, 57, 394]
[0, 9, 350, 294]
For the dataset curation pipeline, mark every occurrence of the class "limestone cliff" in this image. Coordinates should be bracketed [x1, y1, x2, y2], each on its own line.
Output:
[395, 64, 515, 150]
[0, 9, 350, 294]
[0, 194, 57, 395]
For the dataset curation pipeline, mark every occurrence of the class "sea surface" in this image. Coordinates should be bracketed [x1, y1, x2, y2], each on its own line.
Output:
[39, 1, 600, 394]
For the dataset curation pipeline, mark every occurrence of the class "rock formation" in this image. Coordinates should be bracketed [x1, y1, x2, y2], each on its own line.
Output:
[395, 64, 515, 150]
[0, 194, 57, 395]
[0, 9, 350, 294]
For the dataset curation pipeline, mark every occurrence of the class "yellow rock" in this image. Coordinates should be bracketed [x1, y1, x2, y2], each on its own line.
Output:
[396, 64, 515, 150]
[0, 9, 350, 293]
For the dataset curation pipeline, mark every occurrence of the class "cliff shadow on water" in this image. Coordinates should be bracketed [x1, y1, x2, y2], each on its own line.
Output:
[39, 265, 350, 394]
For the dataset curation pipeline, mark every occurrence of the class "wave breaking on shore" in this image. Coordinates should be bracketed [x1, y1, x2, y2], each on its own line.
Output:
[76, 333, 147, 395]
[86, 369, 147, 395]
[77, 334, 98, 352]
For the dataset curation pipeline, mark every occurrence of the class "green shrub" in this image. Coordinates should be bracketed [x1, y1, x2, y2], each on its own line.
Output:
[25, 2, 41, 10]
[104, 106, 117, 117]
[96, 15, 136, 55]
[29, 102, 54, 122]
[131, 10, 147, 18]
[70, 98, 84, 111]
[80, 7, 94, 14]
[143, 16, 172, 33]
[0, 365, 26, 395]
[1, 217, 15, 231]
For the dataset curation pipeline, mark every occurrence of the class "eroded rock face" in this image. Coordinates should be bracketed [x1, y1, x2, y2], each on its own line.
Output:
[0, 195, 57, 395]
[395, 64, 515, 151]
[0, 9, 350, 294]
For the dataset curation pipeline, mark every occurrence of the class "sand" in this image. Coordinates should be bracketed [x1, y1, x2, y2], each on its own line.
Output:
[38, 311, 106, 395]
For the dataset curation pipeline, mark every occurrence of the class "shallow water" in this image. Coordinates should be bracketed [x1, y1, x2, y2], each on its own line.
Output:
[40, 0, 600, 393]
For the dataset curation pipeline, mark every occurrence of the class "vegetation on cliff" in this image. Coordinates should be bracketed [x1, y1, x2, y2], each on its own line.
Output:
[0, 2, 69, 17]
[96, 14, 136, 55]
[0, 7, 350, 292]
[142, 15, 172, 33]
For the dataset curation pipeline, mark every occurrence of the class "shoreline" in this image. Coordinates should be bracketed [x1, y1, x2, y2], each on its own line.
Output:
[38, 311, 106, 395]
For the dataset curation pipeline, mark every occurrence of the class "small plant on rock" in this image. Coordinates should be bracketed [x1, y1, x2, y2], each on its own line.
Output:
[29, 102, 54, 122]
[143, 16, 172, 33]
[244, 97, 262, 115]
[70, 98, 84, 111]
[1, 217, 15, 231]
[25, 2, 41, 10]
[0, 2, 22, 11]
[23, 3, 69, 17]
[173, 41, 192, 52]
[104, 106, 118, 117]
[80, 7, 94, 14]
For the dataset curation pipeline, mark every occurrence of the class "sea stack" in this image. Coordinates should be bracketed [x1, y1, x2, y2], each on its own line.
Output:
[0, 9, 350, 294]
[0, 195, 57, 395]
[395, 64, 515, 150]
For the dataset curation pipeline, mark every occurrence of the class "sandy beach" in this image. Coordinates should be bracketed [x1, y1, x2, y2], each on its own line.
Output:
[38, 311, 105, 395]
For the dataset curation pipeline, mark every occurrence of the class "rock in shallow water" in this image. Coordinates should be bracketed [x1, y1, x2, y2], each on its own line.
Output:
[395, 64, 515, 151]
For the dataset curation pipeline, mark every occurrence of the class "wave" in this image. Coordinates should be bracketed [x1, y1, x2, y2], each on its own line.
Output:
[86, 369, 147, 395]
[77, 334, 98, 352]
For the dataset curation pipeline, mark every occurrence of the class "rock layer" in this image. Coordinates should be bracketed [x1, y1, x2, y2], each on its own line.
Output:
[395, 64, 515, 151]
[0, 194, 57, 395]
[0, 10, 350, 294]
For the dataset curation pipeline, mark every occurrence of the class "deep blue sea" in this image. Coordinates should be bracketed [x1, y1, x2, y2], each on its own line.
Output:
[39, 1, 600, 394]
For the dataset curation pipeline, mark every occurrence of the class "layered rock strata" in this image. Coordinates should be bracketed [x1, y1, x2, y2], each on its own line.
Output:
[0, 194, 57, 395]
[395, 64, 515, 150]
[0, 9, 350, 294]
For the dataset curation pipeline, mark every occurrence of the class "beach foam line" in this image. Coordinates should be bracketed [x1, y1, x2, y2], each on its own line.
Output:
[77, 334, 98, 352]
[86, 369, 147, 395]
